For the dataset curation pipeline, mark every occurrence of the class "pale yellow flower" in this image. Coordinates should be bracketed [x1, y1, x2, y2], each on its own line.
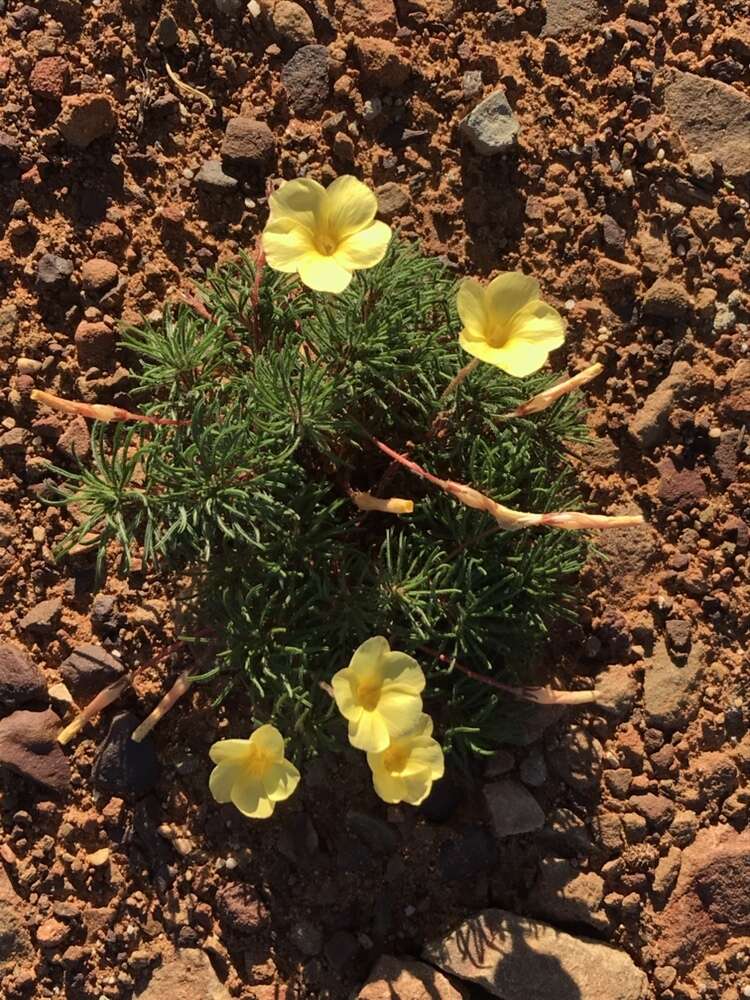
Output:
[457, 272, 566, 377]
[262, 176, 392, 294]
[332, 636, 425, 753]
[367, 714, 445, 805]
[208, 724, 300, 819]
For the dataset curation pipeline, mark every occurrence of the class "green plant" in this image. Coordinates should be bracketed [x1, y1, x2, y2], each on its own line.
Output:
[49, 239, 592, 761]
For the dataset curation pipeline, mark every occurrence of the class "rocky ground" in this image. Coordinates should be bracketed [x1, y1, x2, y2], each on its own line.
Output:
[1, 0, 749, 997]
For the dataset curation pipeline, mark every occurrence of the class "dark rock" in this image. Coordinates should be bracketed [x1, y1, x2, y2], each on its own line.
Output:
[439, 827, 496, 881]
[600, 214, 626, 255]
[418, 770, 464, 822]
[290, 920, 323, 957]
[0, 643, 47, 709]
[324, 930, 360, 971]
[18, 597, 62, 637]
[347, 811, 399, 855]
[58, 94, 116, 148]
[551, 728, 603, 796]
[712, 429, 739, 484]
[657, 459, 707, 509]
[195, 159, 239, 192]
[60, 643, 124, 699]
[92, 711, 159, 799]
[153, 13, 179, 47]
[216, 882, 267, 934]
[36, 254, 74, 293]
[221, 118, 276, 175]
[632, 792, 675, 829]
[484, 779, 545, 838]
[0, 709, 70, 790]
[8, 4, 39, 32]
[665, 619, 691, 652]
[90, 594, 121, 633]
[528, 857, 608, 931]
[519, 748, 548, 787]
[459, 88, 520, 155]
[281, 45, 330, 118]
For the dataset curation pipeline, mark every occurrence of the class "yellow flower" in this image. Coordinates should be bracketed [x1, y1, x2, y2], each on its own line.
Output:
[457, 272, 566, 377]
[367, 714, 445, 805]
[208, 724, 300, 819]
[332, 636, 425, 753]
[262, 175, 392, 294]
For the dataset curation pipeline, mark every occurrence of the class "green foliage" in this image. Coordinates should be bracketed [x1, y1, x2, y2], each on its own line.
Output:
[53, 241, 589, 759]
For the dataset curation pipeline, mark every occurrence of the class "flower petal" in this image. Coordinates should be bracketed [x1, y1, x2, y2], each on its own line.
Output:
[486, 272, 540, 327]
[249, 724, 285, 761]
[325, 175, 378, 242]
[459, 328, 548, 376]
[348, 636, 389, 682]
[376, 688, 424, 740]
[370, 766, 408, 804]
[507, 299, 567, 347]
[262, 217, 316, 273]
[268, 177, 327, 232]
[262, 759, 301, 802]
[456, 278, 489, 340]
[334, 221, 391, 270]
[298, 252, 353, 293]
[209, 759, 242, 803]
[231, 773, 275, 818]
[209, 739, 251, 764]
[406, 741, 445, 780]
[380, 651, 425, 694]
[331, 669, 359, 720]
[348, 709, 391, 753]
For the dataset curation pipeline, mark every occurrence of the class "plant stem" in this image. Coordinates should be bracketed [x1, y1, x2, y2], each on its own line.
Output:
[131, 670, 194, 743]
[440, 357, 480, 400]
[57, 675, 132, 745]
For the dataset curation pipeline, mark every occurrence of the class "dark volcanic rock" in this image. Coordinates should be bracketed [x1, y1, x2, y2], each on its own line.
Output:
[18, 597, 62, 637]
[281, 45, 330, 118]
[60, 643, 124, 699]
[92, 711, 159, 798]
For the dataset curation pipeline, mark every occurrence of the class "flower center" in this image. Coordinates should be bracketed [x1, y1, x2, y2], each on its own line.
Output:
[357, 680, 382, 711]
[244, 745, 272, 778]
[383, 743, 410, 774]
[315, 232, 339, 257]
[486, 323, 510, 348]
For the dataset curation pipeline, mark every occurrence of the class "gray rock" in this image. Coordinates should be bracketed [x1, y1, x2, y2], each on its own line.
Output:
[542, 0, 605, 36]
[90, 594, 121, 633]
[665, 71, 750, 181]
[135, 947, 230, 999]
[528, 857, 608, 931]
[459, 88, 520, 155]
[290, 920, 323, 957]
[594, 665, 639, 720]
[463, 70, 483, 99]
[60, 642, 124, 699]
[539, 807, 593, 857]
[196, 160, 239, 192]
[484, 779, 545, 838]
[153, 13, 178, 47]
[0, 709, 70, 790]
[281, 45, 330, 118]
[600, 214, 626, 255]
[643, 639, 704, 732]
[551, 727, 603, 796]
[665, 619, 691, 652]
[628, 360, 695, 448]
[376, 182, 409, 222]
[519, 748, 548, 787]
[93, 711, 159, 799]
[18, 597, 62, 637]
[347, 810, 399, 854]
[424, 909, 648, 1000]
[36, 254, 74, 293]
[221, 117, 276, 175]
[8, 4, 39, 32]
[0, 643, 47, 710]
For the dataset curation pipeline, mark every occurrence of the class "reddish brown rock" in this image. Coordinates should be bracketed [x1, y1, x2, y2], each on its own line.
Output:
[723, 359, 750, 421]
[657, 459, 707, 509]
[335, 0, 398, 36]
[220, 117, 276, 175]
[216, 883, 268, 934]
[356, 38, 410, 89]
[81, 258, 119, 295]
[75, 320, 115, 369]
[29, 56, 69, 101]
[358, 955, 462, 1000]
[37, 917, 70, 949]
[0, 642, 46, 709]
[58, 94, 116, 148]
[0, 708, 70, 790]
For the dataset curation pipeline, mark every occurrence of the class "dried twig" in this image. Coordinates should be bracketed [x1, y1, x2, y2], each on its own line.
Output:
[165, 61, 214, 109]
[500, 362, 604, 419]
[31, 389, 188, 427]
[131, 670, 195, 743]
[372, 438, 644, 532]
[57, 675, 132, 745]
[351, 491, 414, 515]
